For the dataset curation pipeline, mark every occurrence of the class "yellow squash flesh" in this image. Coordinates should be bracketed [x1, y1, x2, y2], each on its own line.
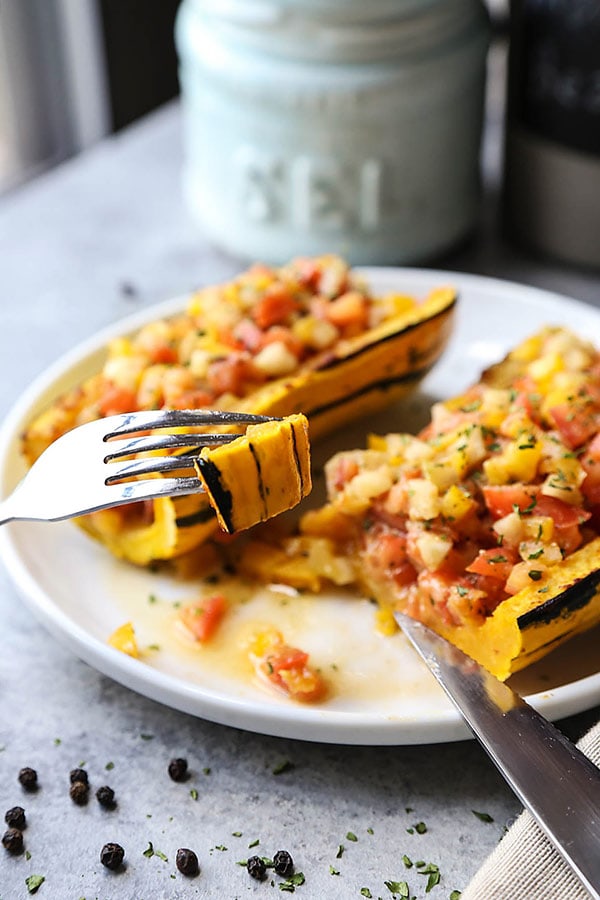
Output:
[196, 414, 311, 533]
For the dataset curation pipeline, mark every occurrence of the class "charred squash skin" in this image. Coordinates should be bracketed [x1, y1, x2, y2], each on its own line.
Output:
[22, 266, 457, 565]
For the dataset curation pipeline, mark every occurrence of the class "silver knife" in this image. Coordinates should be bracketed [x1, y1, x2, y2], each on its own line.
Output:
[395, 612, 600, 899]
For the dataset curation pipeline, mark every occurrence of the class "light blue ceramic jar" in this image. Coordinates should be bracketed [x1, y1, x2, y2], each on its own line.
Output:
[176, 0, 490, 265]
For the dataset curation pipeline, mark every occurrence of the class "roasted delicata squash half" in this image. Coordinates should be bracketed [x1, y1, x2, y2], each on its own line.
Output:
[22, 255, 456, 565]
[235, 326, 600, 680]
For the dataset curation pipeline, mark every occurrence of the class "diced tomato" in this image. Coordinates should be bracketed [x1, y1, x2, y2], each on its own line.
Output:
[98, 384, 138, 416]
[579, 433, 600, 504]
[148, 344, 178, 365]
[533, 494, 591, 528]
[466, 547, 518, 581]
[231, 318, 263, 353]
[330, 456, 359, 491]
[207, 354, 262, 397]
[169, 389, 215, 410]
[256, 642, 325, 703]
[293, 257, 321, 289]
[319, 292, 368, 336]
[366, 531, 416, 587]
[259, 325, 304, 360]
[552, 523, 583, 555]
[179, 593, 227, 642]
[548, 403, 599, 449]
[483, 484, 590, 529]
[252, 286, 299, 329]
[482, 484, 540, 518]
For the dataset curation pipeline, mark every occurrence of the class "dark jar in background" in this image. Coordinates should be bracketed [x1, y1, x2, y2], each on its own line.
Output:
[502, 0, 600, 268]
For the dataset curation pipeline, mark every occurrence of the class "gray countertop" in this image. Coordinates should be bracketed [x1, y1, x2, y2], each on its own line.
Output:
[1, 96, 600, 900]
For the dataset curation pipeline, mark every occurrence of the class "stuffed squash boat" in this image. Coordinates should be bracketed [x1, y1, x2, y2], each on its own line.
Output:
[22, 255, 456, 565]
[236, 327, 600, 680]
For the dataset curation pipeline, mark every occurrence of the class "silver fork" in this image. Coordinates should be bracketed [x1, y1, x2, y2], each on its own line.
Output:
[0, 409, 276, 525]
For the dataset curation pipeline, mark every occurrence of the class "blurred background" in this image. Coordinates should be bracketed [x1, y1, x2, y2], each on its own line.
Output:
[3, 0, 598, 270]
[0, 0, 507, 195]
[0, 0, 182, 194]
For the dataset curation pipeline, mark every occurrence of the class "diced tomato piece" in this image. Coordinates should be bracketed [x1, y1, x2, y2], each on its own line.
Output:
[579, 433, 600, 505]
[169, 389, 215, 410]
[259, 325, 304, 360]
[553, 523, 583, 555]
[330, 457, 360, 491]
[548, 404, 599, 450]
[232, 318, 263, 353]
[366, 531, 416, 587]
[98, 384, 138, 416]
[482, 484, 540, 518]
[179, 594, 227, 643]
[258, 643, 325, 703]
[207, 354, 262, 397]
[252, 286, 299, 330]
[149, 344, 178, 365]
[317, 292, 368, 336]
[293, 257, 321, 289]
[533, 494, 591, 528]
[466, 547, 518, 581]
[483, 484, 590, 529]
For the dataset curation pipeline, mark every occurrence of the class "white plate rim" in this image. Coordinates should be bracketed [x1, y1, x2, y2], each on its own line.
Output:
[2, 267, 600, 745]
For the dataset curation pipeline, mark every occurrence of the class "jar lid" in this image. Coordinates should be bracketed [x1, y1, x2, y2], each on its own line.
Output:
[183, 0, 488, 64]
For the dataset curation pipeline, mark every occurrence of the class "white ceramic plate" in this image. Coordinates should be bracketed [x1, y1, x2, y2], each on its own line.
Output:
[3, 269, 600, 746]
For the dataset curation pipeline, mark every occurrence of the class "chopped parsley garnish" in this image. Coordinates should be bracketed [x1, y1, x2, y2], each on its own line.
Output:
[384, 880, 409, 898]
[472, 809, 494, 822]
[279, 872, 305, 892]
[272, 759, 294, 775]
[528, 570, 543, 581]
[25, 875, 45, 895]
[346, 832, 358, 842]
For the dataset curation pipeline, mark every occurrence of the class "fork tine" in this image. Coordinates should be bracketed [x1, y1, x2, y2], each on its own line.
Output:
[99, 475, 206, 511]
[103, 409, 278, 440]
[105, 455, 199, 483]
[104, 431, 238, 462]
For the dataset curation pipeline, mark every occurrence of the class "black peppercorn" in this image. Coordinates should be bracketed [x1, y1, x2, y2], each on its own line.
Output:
[2, 827, 24, 854]
[100, 842, 125, 870]
[96, 786, 116, 809]
[168, 757, 188, 782]
[273, 849, 294, 877]
[246, 855, 267, 881]
[176, 847, 199, 876]
[18, 768, 38, 791]
[4, 807, 26, 830]
[69, 781, 89, 805]
[69, 767, 89, 785]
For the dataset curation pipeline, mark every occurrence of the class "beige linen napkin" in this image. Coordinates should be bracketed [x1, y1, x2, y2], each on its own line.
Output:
[461, 721, 600, 900]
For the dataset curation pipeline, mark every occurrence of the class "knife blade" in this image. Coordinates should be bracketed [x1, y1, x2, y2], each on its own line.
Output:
[395, 611, 600, 900]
